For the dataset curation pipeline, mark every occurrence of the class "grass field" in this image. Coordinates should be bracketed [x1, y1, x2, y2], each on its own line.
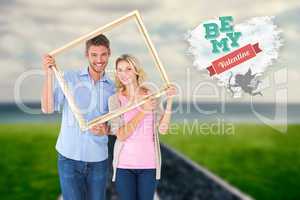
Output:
[161, 123, 300, 200]
[0, 123, 299, 200]
[0, 123, 60, 200]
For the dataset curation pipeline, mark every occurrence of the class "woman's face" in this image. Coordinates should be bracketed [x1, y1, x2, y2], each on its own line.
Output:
[116, 60, 138, 86]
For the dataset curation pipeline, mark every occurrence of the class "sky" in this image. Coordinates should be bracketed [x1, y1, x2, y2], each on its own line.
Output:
[0, 0, 299, 103]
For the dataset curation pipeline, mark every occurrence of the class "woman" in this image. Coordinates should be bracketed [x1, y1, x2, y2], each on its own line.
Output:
[108, 54, 176, 200]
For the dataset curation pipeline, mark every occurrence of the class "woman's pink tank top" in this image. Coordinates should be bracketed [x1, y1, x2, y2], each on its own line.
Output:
[117, 93, 156, 169]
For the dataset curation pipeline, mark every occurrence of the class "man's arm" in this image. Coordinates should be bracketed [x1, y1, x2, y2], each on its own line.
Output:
[41, 55, 55, 113]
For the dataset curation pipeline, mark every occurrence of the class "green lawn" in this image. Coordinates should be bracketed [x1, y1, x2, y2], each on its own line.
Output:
[0, 123, 60, 200]
[161, 123, 300, 200]
[0, 123, 299, 199]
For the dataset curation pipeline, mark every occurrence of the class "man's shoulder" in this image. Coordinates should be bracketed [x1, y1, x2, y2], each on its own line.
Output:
[63, 69, 81, 77]
[104, 76, 116, 91]
[61, 69, 83, 82]
[105, 75, 115, 85]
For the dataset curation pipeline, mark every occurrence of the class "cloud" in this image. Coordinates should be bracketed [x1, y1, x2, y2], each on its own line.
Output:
[0, 0, 299, 103]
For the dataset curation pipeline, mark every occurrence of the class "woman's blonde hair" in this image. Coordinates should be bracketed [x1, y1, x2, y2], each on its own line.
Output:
[115, 54, 146, 92]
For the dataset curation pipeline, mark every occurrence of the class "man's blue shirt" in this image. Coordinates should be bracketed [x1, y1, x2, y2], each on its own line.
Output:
[54, 67, 116, 162]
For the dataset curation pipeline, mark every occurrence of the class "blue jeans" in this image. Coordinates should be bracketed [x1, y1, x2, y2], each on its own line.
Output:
[57, 153, 108, 200]
[116, 168, 158, 200]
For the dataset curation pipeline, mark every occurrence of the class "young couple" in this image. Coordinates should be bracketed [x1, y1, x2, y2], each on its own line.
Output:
[41, 34, 176, 200]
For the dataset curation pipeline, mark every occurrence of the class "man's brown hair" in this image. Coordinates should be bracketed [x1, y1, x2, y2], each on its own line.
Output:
[86, 34, 110, 52]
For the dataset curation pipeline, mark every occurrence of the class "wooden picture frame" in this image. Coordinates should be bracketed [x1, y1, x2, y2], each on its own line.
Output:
[49, 10, 170, 131]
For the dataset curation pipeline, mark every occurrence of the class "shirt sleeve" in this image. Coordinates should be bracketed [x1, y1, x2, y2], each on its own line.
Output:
[108, 95, 123, 135]
[53, 73, 65, 112]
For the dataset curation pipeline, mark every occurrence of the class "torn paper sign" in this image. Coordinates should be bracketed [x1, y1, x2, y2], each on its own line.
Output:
[186, 16, 282, 97]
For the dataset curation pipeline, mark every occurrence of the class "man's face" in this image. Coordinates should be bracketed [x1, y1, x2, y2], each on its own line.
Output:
[86, 45, 110, 74]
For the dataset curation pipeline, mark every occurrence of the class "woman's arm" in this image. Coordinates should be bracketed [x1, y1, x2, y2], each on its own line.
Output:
[116, 97, 157, 141]
[158, 85, 177, 134]
[158, 98, 173, 134]
[115, 111, 145, 141]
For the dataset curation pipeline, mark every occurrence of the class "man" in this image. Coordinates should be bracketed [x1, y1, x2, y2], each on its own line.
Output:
[41, 34, 115, 200]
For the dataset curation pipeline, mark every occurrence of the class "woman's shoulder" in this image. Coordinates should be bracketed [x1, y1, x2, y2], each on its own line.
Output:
[139, 86, 152, 96]
[108, 93, 119, 105]
[109, 92, 118, 99]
